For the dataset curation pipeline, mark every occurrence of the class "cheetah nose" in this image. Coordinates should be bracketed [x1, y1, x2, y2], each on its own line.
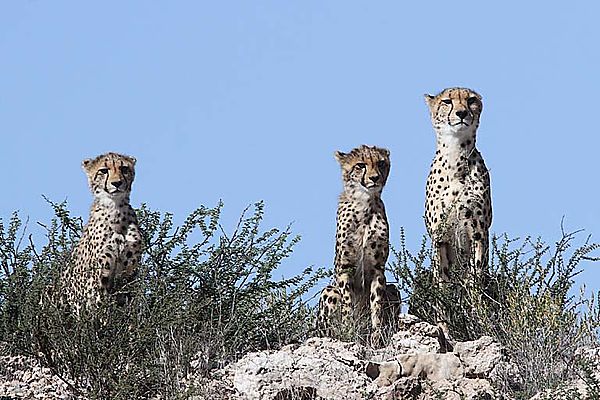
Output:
[111, 181, 123, 188]
[369, 176, 380, 183]
[456, 110, 468, 120]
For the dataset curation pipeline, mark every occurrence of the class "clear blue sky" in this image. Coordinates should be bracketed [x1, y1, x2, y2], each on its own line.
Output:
[1, 2, 599, 293]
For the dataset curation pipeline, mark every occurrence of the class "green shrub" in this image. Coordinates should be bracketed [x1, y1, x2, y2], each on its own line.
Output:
[391, 228, 600, 398]
[0, 200, 325, 399]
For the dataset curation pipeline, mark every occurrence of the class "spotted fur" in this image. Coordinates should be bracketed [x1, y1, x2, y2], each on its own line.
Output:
[62, 152, 142, 315]
[317, 145, 398, 346]
[424, 87, 493, 287]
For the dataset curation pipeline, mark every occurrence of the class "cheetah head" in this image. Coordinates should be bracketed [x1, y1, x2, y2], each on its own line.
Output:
[335, 145, 390, 195]
[82, 152, 136, 203]
[425, 87, 483, 137]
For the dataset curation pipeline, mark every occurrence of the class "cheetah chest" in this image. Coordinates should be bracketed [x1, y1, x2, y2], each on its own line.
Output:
[337, 200, 389, 276]
[426, 152, 491, 240]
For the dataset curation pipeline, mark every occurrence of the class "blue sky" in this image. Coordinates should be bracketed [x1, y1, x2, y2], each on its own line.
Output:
[1, 2, 599, 293]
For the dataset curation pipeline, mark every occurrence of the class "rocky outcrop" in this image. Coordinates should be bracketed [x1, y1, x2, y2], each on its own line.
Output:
[7, 314, 568, 399]
[211, 314, 514, 400]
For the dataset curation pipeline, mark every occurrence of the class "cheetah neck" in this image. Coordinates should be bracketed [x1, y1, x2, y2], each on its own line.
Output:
[339, 186, 383, 217]
[93, 190, 130, 207]
[435, 128, 477, 165]
[436, 127, 476, 148]
[90, 195, 131, 220]
[342, 183, 382, 205]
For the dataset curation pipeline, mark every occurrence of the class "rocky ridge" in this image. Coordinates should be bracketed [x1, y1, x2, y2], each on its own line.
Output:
[200, 314, 513, 399]
[2, 314, 598, 399]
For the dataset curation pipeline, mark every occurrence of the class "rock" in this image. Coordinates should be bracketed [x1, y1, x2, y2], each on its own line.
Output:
[424, 378, 497, 400]
[372, 360, 402, 386]
[0, 352, 83, 399]
[387, 377, 422, 400]
[213, 314, 511, 400]
[228, 337, 377, 400]
[388, 314, 450, 354]
[398, 353, 463, 380]
[454, 335, 504, 378]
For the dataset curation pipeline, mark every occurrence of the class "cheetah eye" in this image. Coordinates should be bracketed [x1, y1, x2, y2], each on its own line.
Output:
[467, 97, 478, 106]
[441, 99, 452, 105]
[98, 168, 109, 174]
[120, 166, 130, 174]
[377, 160, 387, 170]
[355, 163, 366, 169]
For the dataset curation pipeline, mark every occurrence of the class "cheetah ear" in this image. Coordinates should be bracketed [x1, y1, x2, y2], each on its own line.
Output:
[334, 151, 347, 163]
[424, 94, 435, 108]
[81, 158, 93, 171]
[129, 156, 137, 166]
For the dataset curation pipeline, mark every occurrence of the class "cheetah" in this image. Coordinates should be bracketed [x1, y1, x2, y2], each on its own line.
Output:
[424, 87, 493, 288]
[317, 145, 398, 346]
[62, 152, 143, 315]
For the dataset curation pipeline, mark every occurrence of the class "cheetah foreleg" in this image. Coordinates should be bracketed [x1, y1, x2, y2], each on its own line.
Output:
[433, 241, 451, 337]
[434, 242, 451, 284]
[317, 285, 342, 337]
[336, 272, 354, 328]
[369, 267, 386, 347]
[120, 225, 142, 281]
[471, 232, 488, 283]
[98, 237, 123, 292]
